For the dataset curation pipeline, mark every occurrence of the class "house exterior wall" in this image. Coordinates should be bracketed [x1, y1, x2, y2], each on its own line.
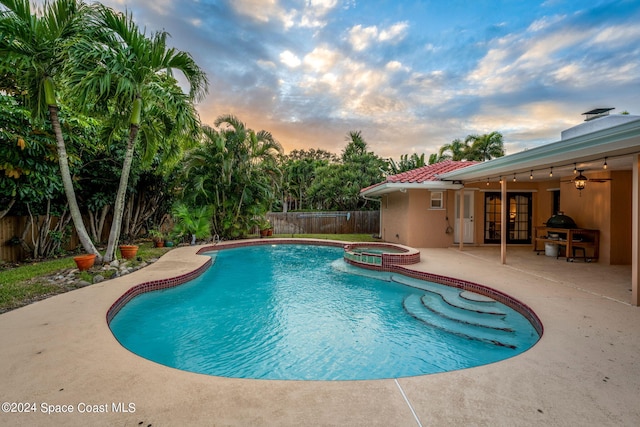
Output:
[378, 173, 631, 265]
[412, 190, 454, 248]
[381, 190, 455, 248]
[610, 171, 632, 265]
[381, 192, 410, 245]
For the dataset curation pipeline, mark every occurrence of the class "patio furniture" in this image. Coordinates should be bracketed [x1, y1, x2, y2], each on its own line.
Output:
[533, 227, 600, 262]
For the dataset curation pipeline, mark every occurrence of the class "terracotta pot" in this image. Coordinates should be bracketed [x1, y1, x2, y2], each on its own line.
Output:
[73, 254, 96, 271]
[154, 239, 165, 248]
[260, 228, 273, 238]
[119, 245, 139, 260]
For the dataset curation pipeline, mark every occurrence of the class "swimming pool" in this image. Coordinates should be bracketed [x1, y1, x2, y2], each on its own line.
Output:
[109, 244, 541, 380]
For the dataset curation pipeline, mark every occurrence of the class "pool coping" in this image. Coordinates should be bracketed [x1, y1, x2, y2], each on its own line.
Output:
[1, 240, 639, 426]
[107, 239, 542, 338]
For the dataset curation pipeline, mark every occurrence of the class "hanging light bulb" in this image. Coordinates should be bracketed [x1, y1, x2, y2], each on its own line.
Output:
[499, 176, 503, 184]
[486, 178, 490, 186]
[513, 173, 516, 182]
[573, 163, 577, 174]
[530, 170, 533, 180]
[603, 157, 608, 170]
[549, 167, 553, 177]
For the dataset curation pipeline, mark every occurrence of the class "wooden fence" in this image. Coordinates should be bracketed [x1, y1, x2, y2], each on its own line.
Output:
[266, 211, 379, 235]
[0, 215, 80, 263]
[1, 211, 380, 262]
[0, 216, 28, 262]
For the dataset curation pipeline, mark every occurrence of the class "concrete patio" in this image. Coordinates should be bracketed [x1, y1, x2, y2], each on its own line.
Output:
[0, 241, 639, 426]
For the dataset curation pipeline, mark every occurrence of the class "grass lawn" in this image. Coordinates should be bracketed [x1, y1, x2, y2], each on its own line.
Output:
[0, 235, 377, 313]
[0, 242, 172, 313]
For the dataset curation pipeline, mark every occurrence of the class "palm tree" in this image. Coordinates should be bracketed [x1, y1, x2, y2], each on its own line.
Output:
[438, 138, 469, 161]
[465, 131, 505, 161]
[65, 5, 208, 261]
[0, 0, 100, 257]
[180, 117, 282, 238]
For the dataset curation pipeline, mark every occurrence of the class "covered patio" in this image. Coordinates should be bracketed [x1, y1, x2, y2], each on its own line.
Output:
[437, 113, 640, 306]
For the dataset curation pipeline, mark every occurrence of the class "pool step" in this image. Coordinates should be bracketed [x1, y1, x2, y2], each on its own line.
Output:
[402, 294, 517, 349]
[391, 275, 505, 316]
[421, 293, 513, 332]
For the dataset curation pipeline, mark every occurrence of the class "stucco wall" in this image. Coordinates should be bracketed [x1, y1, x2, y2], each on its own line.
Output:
[560, 170, 632, 265]
[381, 192, 409, 244]
[407, 190, 454, 248]
[610, 170, 632, 265]
[381, 190, 455, 248]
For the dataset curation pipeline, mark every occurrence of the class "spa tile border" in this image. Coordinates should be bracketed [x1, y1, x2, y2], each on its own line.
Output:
[343, 242, 420, 268]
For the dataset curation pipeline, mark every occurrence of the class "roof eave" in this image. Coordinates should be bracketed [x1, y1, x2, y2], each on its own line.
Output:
[360, 181, 463, 198]
[439, 117, 640, 182]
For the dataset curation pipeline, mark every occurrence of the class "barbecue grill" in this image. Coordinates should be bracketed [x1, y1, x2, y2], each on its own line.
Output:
[545, 212, 577, 229]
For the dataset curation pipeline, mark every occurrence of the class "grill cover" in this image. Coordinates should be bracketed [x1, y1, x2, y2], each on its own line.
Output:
[545, 213, 577, 229]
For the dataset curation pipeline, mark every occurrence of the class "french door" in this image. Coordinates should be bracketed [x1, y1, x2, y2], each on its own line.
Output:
[484, 192, 532, 244]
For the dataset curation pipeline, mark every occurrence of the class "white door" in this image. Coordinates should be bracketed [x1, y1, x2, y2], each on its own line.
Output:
[454, 191, 474, 243]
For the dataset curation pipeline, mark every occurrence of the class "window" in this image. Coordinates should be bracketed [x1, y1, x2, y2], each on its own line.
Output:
[430, 191, 443, 209]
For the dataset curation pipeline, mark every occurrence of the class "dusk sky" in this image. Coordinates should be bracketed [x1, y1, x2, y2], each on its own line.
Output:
[101, 0, 640, 160]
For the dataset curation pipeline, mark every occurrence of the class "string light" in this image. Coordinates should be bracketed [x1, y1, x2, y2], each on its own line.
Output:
[478, 155, 625, 185]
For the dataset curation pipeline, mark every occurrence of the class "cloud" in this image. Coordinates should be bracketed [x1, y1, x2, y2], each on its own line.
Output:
[466, 14, 640, 99]
[229, 0, 341, 29]
[280, 50, 302, 68]
[347, 21, 409, 51]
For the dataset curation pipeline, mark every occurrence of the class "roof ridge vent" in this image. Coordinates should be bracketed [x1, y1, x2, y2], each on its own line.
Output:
[583, 108, 614, 121]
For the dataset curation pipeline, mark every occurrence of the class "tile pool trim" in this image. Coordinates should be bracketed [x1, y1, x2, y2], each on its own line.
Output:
[344, 242, 421, 268]
[105, 239, 543, 337]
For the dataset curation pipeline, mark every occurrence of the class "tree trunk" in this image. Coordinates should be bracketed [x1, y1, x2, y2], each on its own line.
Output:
[0, 198, 15, 220]
[103, 124, 139, 262]
[49, 105, 100, 259]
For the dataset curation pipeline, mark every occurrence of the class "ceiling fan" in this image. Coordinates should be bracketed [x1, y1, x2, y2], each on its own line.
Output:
[562, 170, 612, 194]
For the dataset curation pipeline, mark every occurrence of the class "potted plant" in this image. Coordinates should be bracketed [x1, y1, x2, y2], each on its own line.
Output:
[163, 229, 176, 247]
[119, 244, 139, 260]
[259, 218, 273, 237]
[73, 253, 96, 271]
[148, 228, 165, 247]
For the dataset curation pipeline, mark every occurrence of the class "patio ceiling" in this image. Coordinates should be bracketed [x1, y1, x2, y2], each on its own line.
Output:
[439, 116, 640, 183]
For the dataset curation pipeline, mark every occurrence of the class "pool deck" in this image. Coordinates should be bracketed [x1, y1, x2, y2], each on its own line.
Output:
[1, 240, 639, 426]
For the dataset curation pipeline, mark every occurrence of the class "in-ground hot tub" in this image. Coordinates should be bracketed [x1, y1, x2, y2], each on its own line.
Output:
[343, 242, 420, 270]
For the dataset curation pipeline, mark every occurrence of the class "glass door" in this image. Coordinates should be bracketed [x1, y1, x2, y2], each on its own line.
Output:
[484, 193, 532, 244]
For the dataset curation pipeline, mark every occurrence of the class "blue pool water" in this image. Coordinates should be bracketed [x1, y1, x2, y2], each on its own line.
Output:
[109, 244, 540, 380]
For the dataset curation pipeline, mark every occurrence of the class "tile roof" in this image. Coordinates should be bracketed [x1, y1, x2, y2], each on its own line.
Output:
[386, 160, 478, 183]
[361, 160, 478, 194]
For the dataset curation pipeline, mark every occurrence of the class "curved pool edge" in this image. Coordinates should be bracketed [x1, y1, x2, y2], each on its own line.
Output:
[5, 243, 636, 426]
[106, 238, 543, 339]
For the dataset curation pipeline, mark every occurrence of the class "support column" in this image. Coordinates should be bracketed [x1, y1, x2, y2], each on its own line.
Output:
[632, 155, 640, 306]
[501, 177, 507, 264]
[459, 188, 464, 251]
